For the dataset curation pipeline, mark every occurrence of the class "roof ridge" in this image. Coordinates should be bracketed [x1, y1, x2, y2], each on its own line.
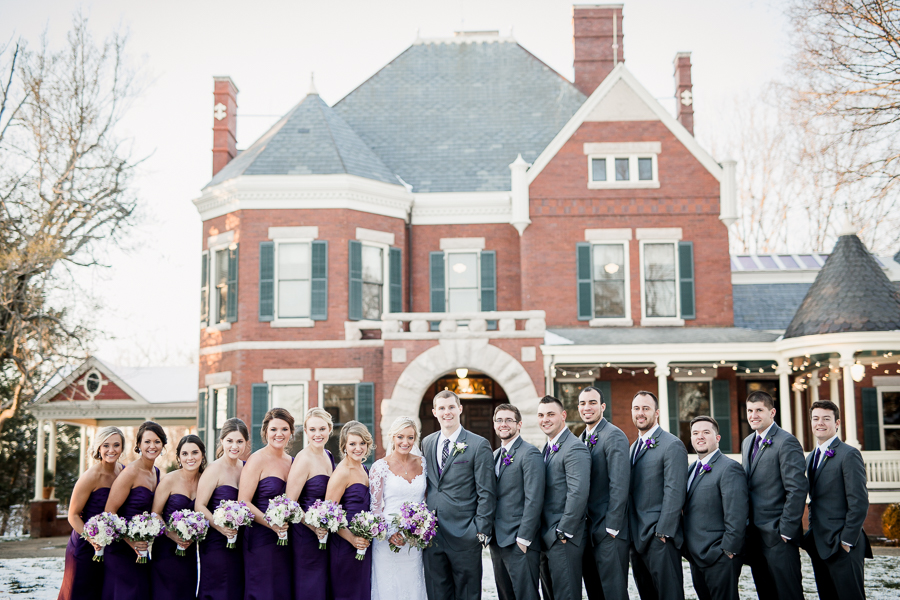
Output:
[314, 95, 349, 174]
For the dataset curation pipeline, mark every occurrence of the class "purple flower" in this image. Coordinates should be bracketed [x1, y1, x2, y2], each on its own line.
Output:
[700, 463, 712, 473]
[587, 434, 599, 449]
[824, 448, 835, 458]
[550, 443, 560, 454]
[645, 438, 658, 449]
[501, 454, 514, 467]
[762, 438, 773, 447]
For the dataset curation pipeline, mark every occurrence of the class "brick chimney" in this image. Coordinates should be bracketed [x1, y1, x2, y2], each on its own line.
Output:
[212, 76, 238, 177]
[673, 53, 694, 135]
[573, 4, 624, 96]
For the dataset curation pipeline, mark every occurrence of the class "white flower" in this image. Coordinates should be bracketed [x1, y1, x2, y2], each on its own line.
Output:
[454, 442, 468, 454]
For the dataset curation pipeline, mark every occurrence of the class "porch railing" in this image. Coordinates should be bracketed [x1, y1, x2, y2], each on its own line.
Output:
[345, 310, 547, 341]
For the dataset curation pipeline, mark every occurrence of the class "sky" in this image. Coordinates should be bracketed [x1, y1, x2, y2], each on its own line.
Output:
[0, 0, 792, 367]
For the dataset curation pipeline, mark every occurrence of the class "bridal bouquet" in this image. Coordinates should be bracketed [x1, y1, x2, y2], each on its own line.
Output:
[81, 512, 127, 562]
[391, 501, 438, 552]
[125, 511, 166, 563]
[303, 499, 347, 550]
[347, 511, 388, 560]
[264, 494, 304, 546]
[167, 509, 210, 556]
[212, 499, 254, 549]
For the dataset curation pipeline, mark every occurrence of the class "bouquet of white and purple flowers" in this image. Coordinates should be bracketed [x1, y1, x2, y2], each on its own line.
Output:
[303, 499, 347, 550]
[390, 501, 438, 552]
[167, 509, 210, 556]
[125, 511, 166, 563]
[264, 494, 304, 546]
[347, 511, 388, 560]
[212, 499, 254, 549]
[81, 512, 127, 562]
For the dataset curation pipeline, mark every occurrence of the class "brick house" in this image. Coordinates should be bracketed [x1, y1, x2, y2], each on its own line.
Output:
[194, 5, 900, 529]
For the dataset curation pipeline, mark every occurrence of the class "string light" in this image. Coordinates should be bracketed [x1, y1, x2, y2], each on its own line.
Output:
[618, 369, 623, 374]
[687, 370, 693, 376]
[643, 369, 649, 374]
[674, 368, 680, 373]
[700, 368, 706, 374]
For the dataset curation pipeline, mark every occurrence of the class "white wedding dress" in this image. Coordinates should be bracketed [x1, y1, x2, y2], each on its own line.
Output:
[370, 456, 428, 600]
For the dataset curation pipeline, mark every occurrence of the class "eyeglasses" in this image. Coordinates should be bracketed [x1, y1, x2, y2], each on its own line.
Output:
[493, 418, 518, 425]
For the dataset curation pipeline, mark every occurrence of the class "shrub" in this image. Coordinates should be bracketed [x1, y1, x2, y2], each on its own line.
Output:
[883, 503, 900, 541]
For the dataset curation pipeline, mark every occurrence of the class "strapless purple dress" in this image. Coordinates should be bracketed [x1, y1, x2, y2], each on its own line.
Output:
[101, 467, 159, 600]
[58, 487, 110, 600]
[198, 485, 244, 600]
[291, 451, 335, 600]
[150, 494, 197, 600]
[243, 476, 292, 600]
[329, 482, 372, 600]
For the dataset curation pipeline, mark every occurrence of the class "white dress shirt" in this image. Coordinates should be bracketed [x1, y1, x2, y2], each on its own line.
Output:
[687, 448, 719, 490]
[437, 425, 462, 473]
[634, 424, 660, 462]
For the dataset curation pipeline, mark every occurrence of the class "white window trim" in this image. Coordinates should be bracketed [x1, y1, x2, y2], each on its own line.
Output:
[444, 248, 483, 312]
[639, 239, 685, 326]
[200, 250, 210, 330]
[587, 154, 660, 189]
[360, 239, 391, 321]
[206, 382, 231, 459]
[269, 380, 309, 447]
[877, 386, 900, 451]
[588, 240, 632, 327]
[272, 237, 316, 328]
[206, 237, 237, 332]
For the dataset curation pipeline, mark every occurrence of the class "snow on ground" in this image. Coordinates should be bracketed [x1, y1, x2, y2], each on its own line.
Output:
[1, 552, 898, 598]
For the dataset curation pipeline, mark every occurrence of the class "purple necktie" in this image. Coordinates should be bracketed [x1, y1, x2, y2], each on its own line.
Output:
[750, 435, 762, 462]
[810, 448, 821, 477]
[689, 461, 703, 490]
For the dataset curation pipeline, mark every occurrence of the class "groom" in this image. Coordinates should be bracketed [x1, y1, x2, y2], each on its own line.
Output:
[422, 390, 496, 600]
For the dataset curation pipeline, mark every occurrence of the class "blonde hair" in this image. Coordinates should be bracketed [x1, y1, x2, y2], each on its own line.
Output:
[92, 426, 125, 460]
[339, 420, 374, 460]
[387, 417, 419, 454]
[304, 407, 334, 433]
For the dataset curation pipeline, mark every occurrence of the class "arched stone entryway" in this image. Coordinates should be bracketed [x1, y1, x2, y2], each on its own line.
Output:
[381, 339, 542, 447]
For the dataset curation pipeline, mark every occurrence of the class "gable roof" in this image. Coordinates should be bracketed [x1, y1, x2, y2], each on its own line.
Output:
[784, 233, 900, 338]
[207, 93, 399, 188]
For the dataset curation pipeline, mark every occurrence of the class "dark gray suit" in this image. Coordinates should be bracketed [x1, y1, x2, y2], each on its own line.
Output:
[682, 451, 748, 600]
[740, 423, 808, 600]
[628, 426, 687, 600]
[803, 438, 870, 600]
[422, 427, 496, 600]
[539, 427, 591, 600]
[580, 419, 631, 600]
[489, 436, 544, 600]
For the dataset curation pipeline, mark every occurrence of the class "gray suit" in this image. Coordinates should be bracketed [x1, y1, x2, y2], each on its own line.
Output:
[682, 451, 748, 600]
[803, 438, 870, 600]
[539, 427, 591, 600]
[489, 436, 544, 600]
[580, 419, 631, 600]
[628, 427, 687, 600]
[740, 423, 808, 600]
[422, 427, 496, 600]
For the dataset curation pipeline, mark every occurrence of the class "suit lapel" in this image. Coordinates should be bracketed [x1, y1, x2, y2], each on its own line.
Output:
[439, 427, 467, 482]
[689, 451, 721, 499]
[424, 435, 440, 487]
[813, 438, 841, 485]
[547, 428, 570, 465]
[633, 426, 660, 468]
[749, 423, 779, 478]
[498, 436, 522, 480]
[742, 436, 752, 476]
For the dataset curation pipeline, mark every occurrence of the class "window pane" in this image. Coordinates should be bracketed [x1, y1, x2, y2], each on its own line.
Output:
[594, 281, 625, 318]
[644, 242, 677, 317]
[448, 253, 478, 288]
[448, 288, 479, 313]
[591, 158, 607, 182]
[883, 392, 900, 425]
[592, 245, 625, 281]
[638, 157, 653, 180]
[216, 250, 228, 285]
[557, 382, 589, 437]
[323, 384, 356, 457]
[885, 429, 900, 451]
[272, 384, 306, 453]
[217, 288, 228, 323]
[646, 281, 676, 317]
[278, 243, 310, 280]
[278, 280, 311, 318]
[362, 282, 382, 320]
[677, 382, 710, 452]
[362, 246, 383, 284]
[215, 388, 229, 433]
[615, 158, 629, 181]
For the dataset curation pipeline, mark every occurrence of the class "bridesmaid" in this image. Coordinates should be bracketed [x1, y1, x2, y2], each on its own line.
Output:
[196, 418, 249, 600]
[58, 426, 125, 600]
[326, 420, 374, 600]
[151, 434, 206, 600]
[102, 421, 166, 600]
[286, 408, 336, 600]
[238, 408, 294, 600]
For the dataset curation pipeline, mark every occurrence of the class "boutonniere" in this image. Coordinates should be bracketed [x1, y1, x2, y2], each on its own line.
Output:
[761, 438, 773, 448]
[501, 453, 515, 467]
[700, 463, 712, 475]
[644, 438, 658, 450]
[548, 443, 560, 456]
[587, 434, 599, 449]
[453, 442, 467, 454]
[824, 448, 835, 459]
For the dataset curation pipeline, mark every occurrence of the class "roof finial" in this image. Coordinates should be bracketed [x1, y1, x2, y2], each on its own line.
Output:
[838, 206, 857, 236]
[308, 72, 318, 96]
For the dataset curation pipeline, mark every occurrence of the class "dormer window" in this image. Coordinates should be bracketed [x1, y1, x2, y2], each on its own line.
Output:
[584, 142, 661, 189]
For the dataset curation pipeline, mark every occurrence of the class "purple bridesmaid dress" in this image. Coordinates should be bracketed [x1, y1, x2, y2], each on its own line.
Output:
[329, 482, 372, 600]
[150, 494, 197, 600]
[101, 467, 159, 600]
[291, 451, 335, 600]
[243, 476, 292, 600]
[198, 485, 244, 600]
[58, 487, 110, 600]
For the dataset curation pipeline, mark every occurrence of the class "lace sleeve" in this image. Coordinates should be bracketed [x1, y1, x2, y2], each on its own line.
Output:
[420, 455, 428, 480]
[370, 459, 388, 516]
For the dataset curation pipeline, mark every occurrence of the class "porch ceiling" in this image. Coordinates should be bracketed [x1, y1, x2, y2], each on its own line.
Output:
[546, 327, 781, 346]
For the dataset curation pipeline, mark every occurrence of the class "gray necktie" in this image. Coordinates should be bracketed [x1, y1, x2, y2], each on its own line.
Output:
[496, 448, 507, 477]
[440, 439, 450, 474]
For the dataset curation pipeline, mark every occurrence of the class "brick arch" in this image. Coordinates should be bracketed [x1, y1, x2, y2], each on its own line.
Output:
[381, 339, 542, 448]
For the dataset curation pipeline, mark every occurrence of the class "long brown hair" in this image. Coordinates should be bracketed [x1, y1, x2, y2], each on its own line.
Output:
[176, 434, 208, 473]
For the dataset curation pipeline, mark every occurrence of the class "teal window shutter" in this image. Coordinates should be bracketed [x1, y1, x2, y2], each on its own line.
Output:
[712, 379, 732, 452]
[678, 241, 695, 320]
[356, 382, 376, 465]
[348, 240, 362, 320]
[429, 252, 445, 312]
[577, 243, 592, 320]
[668, 380, 678, 436]
[311, 240, 329, 320]
[226, 386, 236, 420]
[595, 380, 613, 422]
[198, 389, 208, 449]
[259, 242, 274, 321]
[861, 387, 880, 451]
[226, 244, 239, 323]
[200, 253, 209, 323]
[389, 247, 402, 313]
[480, 251, 496, 312]
[251, 384, 269, 452]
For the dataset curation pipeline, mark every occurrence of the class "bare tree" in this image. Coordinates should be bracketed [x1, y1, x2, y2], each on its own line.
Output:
[0, 15, 139, 430]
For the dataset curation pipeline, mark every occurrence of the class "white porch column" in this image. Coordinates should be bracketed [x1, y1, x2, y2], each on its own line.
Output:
[793, 385, 805, 448]
[78, 426, 88, 476]
[655, 361, 671, 432]
[840, 353, 861, 449]
[34, 419, 45, 500]
[47, 420, 57, 499]
[829, 359, 841, 404]
[810, 371, 820, 405]
[776, 361, 793, 434]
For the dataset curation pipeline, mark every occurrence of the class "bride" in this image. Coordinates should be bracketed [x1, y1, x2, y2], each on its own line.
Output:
[370, 416, 427, 600]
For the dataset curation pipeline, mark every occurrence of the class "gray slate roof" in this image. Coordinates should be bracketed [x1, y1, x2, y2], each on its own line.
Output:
[784, 234, 900, 338]
[546, 327, 780, 346]
[333, 39, 586, 193]
[733, 283, 812, 330]
[207, 93, 398, 187]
